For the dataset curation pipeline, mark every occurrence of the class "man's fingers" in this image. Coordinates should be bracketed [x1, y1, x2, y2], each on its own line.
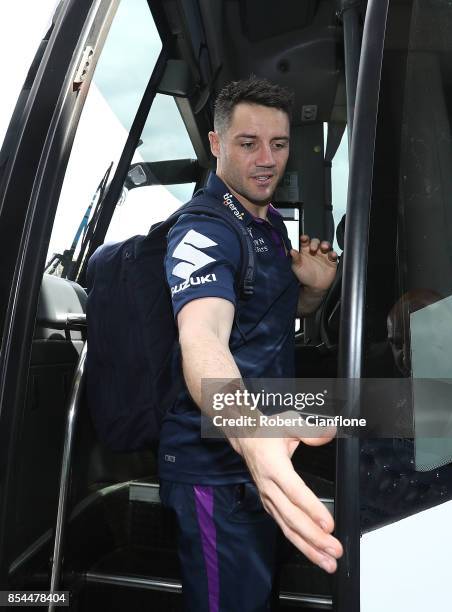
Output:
[300, 236, 338, 264]
[309, 238, 320, 253]
[240, 438, 343, 572]
[261, 479, 342, 571]
[257, 451, 337, 537]
[264, 496, 338, 572]
[272, 465, 337, 536]
[328, 249, 338, 262]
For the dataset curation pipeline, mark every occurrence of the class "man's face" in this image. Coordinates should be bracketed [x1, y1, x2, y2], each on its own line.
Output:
[209, 102, 290, 207]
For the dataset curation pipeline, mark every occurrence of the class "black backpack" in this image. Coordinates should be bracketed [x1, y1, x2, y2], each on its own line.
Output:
[86, 191, 255, 452]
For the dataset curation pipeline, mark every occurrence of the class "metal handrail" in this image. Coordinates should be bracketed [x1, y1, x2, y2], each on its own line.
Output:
[337, 0, 362, 147]
[48, 342, 87, 612]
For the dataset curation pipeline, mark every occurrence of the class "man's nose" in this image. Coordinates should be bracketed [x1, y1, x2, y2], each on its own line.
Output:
[255, 144, 276, 167]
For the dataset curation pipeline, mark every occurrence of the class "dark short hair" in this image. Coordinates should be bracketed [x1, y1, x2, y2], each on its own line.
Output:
[213, 76, 294, 134]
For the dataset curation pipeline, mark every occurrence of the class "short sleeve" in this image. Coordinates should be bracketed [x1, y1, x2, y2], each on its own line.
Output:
[165, 214, 242, 318]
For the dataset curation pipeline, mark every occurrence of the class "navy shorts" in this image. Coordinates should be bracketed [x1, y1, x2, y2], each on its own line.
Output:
[159, 480, 281, 612]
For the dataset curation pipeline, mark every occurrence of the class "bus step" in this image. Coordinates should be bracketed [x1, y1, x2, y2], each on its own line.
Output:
[83, 571, 333, 609]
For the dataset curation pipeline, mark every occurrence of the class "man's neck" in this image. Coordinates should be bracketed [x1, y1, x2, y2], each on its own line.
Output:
[218, 175, 269, 220]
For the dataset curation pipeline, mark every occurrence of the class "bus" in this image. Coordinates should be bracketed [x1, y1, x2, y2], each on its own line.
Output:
[0, 0, 451, 609]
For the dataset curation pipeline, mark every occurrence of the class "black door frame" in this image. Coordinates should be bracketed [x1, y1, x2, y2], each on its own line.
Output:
[335, 0, 390, 610]
[0, 0, 120, 585]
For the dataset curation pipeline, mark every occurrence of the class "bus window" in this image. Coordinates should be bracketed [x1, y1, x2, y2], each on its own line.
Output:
[104, 92, 197, 243]
[45, 0, 162, 276]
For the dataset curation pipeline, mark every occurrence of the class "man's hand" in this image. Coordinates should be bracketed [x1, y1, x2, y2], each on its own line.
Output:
[291, 235, 338, 316]
[230, 435, 343, 573]
[291, 235, 338, 290]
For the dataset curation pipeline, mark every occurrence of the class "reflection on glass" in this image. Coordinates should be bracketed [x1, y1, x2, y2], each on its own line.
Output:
[397, 0, 452, 471]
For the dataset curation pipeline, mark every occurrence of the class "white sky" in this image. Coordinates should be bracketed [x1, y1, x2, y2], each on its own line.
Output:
[0, 1, 59, 148]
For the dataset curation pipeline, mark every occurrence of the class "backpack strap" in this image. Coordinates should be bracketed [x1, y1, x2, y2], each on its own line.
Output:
[157, 198, 255, 299]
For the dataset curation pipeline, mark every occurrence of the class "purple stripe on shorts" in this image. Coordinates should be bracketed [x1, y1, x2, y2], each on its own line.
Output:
[194, 485, 219, 612]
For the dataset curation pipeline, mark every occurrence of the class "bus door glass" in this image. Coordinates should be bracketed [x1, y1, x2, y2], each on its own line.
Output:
[46, 0, 163, 276]
[362, 0, 452, 530]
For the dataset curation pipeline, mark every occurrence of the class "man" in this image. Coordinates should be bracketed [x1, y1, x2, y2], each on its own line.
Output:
[159, 77, 343, 611]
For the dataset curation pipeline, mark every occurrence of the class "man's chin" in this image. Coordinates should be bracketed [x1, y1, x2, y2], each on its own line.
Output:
[225, 179, 277, 207]
[245, 187, 277, 206]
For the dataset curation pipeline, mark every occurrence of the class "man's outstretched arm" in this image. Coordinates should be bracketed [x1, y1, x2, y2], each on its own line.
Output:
[177, 296, 343, 573]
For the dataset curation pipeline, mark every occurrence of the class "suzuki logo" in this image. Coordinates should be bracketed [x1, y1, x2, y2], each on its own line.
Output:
[171, 274, 218, 295]
[171, 229, 217, 280]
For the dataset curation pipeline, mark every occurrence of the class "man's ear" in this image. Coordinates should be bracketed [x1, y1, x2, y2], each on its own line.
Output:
[208, 131, 220, 158]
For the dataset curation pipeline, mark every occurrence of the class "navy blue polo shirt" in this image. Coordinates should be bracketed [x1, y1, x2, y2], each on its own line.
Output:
[158, 174, 300, 484]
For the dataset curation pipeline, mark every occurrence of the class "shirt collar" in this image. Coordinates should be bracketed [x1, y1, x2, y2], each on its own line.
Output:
[268, 203, 282, 219]
[204, 173, 287, 234]
[204, 173, 255, 227]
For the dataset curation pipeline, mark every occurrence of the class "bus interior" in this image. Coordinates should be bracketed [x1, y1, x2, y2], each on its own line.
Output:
[1, 0, 452, 610]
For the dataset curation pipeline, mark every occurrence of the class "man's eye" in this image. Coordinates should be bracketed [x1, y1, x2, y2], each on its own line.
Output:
[273, 141, 288, 149]
[241, 142, 254, 149]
